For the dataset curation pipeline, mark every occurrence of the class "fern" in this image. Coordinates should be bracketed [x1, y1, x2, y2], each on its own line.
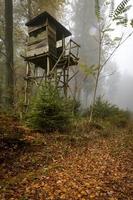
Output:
[130, 19, 133, 27]
[95, 0, 100, 20]
[113, 0, 130, 19]
[123, 13, 128, 27]
[109, 0, 115, 18]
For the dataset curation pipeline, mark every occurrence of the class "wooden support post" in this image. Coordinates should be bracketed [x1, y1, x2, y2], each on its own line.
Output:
[46, 18, 50, 79]
[47, 56, 50, 77]
[62, 35, 65, 57]
[24, 62, 31, 111]
[63, 68, 69, 98]
[70, 39, 71, 54]
[66, 68, 69, 97]
[54, 67, 58, 87]
[63, 68, 66, 97]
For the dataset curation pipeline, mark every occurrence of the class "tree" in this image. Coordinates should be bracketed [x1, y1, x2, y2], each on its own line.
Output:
[71, 0, 133, 120]
[27, 0, 32, 20]
[26, 84, 72, 132]
[7, 0, 66, 111]
[70, 0, 104, 105]
[4, 0, 14, 106]
[0, 0, 68, 111]
[89, 0, 133, 121]
[18, 0, 66, 19]
[0, 1, 5, 105]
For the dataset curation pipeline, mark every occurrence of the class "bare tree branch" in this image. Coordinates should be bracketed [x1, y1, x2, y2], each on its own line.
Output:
[101, 31, 133, 70]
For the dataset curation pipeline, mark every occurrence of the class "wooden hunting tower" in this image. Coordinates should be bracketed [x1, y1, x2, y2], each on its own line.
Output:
[24, 11, 80, 106]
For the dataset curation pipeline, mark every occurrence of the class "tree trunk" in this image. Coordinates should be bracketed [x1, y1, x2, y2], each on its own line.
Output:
[27, 0, 32, 20]
[4, 0, 14, 107]
[89, 22, 102, 122]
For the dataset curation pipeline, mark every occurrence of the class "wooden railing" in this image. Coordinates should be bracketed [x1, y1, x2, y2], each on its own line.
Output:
[69, 39, 80, 60]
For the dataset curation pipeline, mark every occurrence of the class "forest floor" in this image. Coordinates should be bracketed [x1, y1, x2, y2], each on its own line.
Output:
[0, 115, 133, 200]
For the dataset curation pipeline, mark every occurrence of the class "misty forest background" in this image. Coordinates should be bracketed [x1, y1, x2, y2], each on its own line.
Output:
[0, 0, 133, 199]
[0, 0, 133, 113]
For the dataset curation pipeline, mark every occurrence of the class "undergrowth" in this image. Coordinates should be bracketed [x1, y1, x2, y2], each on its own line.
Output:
[83, 96, 130, 128]
[25, 84, 77, 133]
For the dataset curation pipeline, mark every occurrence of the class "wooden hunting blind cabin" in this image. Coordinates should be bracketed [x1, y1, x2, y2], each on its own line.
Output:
[24, 11, 80, 106]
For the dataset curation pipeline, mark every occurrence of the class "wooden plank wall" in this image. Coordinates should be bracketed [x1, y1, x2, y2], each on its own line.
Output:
[27, 29, 49, 57]
[27, 20, 58, 58]
[48, 22, 57, 56]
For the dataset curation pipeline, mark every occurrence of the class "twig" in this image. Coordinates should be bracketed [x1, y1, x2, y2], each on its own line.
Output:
[101, 31, 133, 70]
[99, 70, 117, 80]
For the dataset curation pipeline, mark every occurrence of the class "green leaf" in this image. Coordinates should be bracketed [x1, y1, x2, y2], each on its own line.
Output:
[130, 19, 133, 27]
[102, 28, 115, 33]
[95, 0, 100, 20]
[113, 0, 130, 19]
[114, 37, 122, 41]
[80, 63, 98, 76]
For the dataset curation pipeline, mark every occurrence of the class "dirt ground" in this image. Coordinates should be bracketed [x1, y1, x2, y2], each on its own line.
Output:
[0, 116, 133, 200]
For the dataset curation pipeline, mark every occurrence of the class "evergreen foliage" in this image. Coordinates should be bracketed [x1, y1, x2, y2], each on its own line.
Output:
[95, 0, 100, 20]
[26, 84, 74, 132]
[113, 0, 130, 19]
[85, 97, 130, 127]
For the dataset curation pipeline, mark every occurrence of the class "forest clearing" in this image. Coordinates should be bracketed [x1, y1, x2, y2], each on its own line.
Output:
[0, 0, 133, 199]
[0, 114, 133, 199]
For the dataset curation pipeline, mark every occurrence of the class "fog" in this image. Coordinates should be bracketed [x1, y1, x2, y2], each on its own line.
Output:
[109, 33, 133, 111]
[64, 0, 133, 111]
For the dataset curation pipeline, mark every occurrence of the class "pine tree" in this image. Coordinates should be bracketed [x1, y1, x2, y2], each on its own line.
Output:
[4, 0, 14, 106]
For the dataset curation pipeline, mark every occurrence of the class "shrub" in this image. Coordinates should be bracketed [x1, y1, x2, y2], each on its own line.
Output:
[69, 99, 81, 117]
[84, 97, 130, 127]
[26, 84, 74, 132]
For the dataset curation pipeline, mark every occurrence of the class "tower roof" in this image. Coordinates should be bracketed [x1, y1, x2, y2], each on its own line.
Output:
[26, 11, 72, 40]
